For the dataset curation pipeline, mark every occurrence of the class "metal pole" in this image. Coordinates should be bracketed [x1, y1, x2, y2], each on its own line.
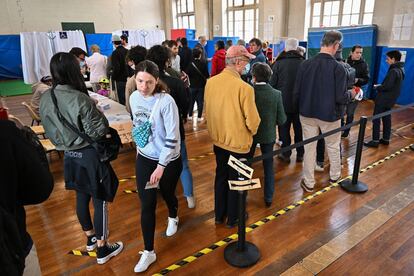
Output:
[237, 190, 246, 251]
[340, 116, 368, 193]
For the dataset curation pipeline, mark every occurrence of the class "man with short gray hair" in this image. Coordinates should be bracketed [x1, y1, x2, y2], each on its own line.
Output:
[270, 37, 305, 163]
[294, 30, 355, 192]
[205, 45, 260, 227]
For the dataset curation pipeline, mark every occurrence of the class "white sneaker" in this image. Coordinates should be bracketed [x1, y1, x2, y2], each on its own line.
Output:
[134, 250, 156, 273]
[197, 117, 204, 122]
[186, 196, 195, 208]
[315, 163, 324, 172]
[166, 217, 179, 236]
[187, 116, 193, 121]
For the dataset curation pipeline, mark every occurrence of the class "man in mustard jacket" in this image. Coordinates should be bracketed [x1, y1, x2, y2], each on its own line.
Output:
[205, 45, 261, 228]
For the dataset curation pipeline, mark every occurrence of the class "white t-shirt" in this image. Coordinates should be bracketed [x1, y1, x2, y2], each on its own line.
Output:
[85, 52, 107, 83]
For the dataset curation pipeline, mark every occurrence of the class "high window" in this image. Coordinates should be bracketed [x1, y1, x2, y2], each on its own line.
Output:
[172, 0, 195, 29]
[310, 0, 375, 28]
[223, 0, 259, 41]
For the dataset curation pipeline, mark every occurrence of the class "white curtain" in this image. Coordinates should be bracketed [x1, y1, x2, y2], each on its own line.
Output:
[20, 30, 87, 84]
[112, 29, 166, 49]
[20, 32, 53, 85]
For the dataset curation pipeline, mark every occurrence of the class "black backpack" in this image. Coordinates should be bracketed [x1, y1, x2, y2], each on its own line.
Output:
[0, 206, 25, 276]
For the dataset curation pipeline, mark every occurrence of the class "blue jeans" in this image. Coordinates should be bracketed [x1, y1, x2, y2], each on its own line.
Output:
[180, 140, 194, 197]
[249, 142, 275, 203]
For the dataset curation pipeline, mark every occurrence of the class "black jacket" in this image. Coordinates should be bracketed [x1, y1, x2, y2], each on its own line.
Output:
[0, 121, 54, 257]
[187, 59, 209, 88]
[179, 46, 193, 74]
[294, 53, 352, 122]
[111, 46, 128, 81]
[375, 62, 405, 108]
[270, 50, 305, 113]
[346, 56, 370, 87]
[160, 72, 190, 139]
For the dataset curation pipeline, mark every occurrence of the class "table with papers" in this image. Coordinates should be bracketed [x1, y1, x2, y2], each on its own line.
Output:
[89, 92, 133, 144]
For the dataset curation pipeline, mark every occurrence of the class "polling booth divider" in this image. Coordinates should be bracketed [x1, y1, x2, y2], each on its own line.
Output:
[85, 33, 113, 57]
[307, 25, 378, 98]
[0, 35, 23, 80]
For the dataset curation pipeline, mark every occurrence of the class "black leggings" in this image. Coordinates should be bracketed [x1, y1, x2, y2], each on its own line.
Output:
[136, 154, 182, 251]
[76, 191, 108, 240]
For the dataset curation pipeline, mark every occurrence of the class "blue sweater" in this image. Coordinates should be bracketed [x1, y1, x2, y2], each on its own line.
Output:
[294, 53, 351, 122]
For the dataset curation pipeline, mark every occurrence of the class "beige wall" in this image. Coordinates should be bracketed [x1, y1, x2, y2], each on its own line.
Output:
[373, 0, 414, 47]
[0, 0, 164, 34]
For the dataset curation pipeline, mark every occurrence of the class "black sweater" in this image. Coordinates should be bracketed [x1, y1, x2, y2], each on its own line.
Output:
[0, 121, 54, 256]
[270, 50, 305, 113]
[160, 72, 190, 139]
[187, 59, 209, 88]
[375, 62, 405, 108]
[111, 46, 128, 81]
[346, 57, 370, 87]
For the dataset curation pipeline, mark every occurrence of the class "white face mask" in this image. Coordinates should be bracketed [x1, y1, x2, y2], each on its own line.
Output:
[130, 64, 135, 70]
[242, 62, 250, 75]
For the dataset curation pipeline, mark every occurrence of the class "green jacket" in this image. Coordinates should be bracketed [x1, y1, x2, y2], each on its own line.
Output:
[253, 83, 286, 144]
[40, 85, 109, 151]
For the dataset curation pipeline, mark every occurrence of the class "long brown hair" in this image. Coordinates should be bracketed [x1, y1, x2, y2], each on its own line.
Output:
[134, 60, 168, 94]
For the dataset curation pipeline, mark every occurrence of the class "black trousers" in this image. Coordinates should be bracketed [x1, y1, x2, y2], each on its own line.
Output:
[136, 154, 182, 251]
[341, 101, 359, 135]
[213, 145, 250, 224]
[189, 87, 205, 118]
[76, 191, 107, 240]
[278, 112, 304, 158]
[114, 80, 126, 105]
[372, 104, 392, 141]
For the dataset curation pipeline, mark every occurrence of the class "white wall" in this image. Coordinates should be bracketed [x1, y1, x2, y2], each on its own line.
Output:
[0, 0, 164, 34]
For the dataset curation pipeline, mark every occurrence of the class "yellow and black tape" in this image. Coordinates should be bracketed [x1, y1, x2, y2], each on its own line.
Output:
[188, 152, 214, 161]
[68, 144, 413, 262]
[152, 144, 413, 275]
[68, 250, 96, 257]
[118, 175, 136, 183]
[123, 189, 138, 194]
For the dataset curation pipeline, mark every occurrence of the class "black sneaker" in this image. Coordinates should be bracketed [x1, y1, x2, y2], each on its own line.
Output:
[379, 139, 390, 145]
[341, 131, 349, 138]
[364, 140, 379, 148]
[329, 177, 341, 184]
[96, 242, 124, 264]
[296, 156, 304, 162]
[86, 235, 97, 251]
[277, 154, 290, 163]
[226, 212, 249, 228]
[300, 179, 314, 192]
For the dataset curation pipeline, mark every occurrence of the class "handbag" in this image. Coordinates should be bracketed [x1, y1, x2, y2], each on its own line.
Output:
[191, 62, 207, 82]
[50, 88, 121, 162]
[132, 96, 161, 148]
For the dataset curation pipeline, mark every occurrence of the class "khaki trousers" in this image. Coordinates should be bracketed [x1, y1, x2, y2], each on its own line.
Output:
[300, 116, 341, 188]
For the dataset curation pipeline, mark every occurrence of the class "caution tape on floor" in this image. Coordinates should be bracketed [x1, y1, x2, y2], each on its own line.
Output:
[152, 144, 413, 275]
[68, 144, 413, 264]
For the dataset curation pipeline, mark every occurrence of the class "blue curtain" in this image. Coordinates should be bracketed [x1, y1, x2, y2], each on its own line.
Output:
[0, 35, 23, 79]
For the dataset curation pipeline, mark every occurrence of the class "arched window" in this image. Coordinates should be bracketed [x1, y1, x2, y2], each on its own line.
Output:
[223, 0, 259, 41]
[172, 0, 195, 29]
[310, 0, 375, 28]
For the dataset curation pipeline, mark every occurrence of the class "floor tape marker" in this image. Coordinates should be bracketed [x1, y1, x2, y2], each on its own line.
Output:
[67, 145, 413, 264]
[152, 144, 413, 275]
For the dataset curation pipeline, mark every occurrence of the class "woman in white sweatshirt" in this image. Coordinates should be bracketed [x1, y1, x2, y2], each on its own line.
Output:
[129, 60, 182, 273]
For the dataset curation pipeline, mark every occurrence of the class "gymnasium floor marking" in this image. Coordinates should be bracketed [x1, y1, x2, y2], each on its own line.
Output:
[67, 144, 413, 272]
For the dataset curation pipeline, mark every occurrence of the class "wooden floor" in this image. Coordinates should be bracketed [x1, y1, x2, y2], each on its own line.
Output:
[7, 95, 414, 275]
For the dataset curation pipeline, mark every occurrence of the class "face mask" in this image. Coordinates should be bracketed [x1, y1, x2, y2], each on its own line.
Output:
[79, 61, 85, 68]
[242, 62, 250, 75]
[130, 64, 135, 70]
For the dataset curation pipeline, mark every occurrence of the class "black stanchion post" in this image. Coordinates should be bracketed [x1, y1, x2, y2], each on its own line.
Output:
[224, 158, 260, 267]
[340, 116, 369, 193]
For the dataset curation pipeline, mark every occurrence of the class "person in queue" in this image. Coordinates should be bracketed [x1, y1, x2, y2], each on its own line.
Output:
[249, 62, 286, 207]
[204, 45, 260, 227]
